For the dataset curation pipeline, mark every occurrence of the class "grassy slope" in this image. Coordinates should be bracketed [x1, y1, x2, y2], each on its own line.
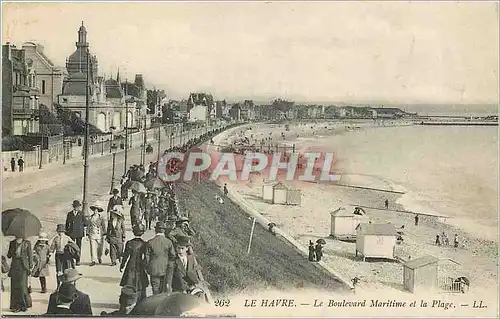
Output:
[176, 180, 348, 297]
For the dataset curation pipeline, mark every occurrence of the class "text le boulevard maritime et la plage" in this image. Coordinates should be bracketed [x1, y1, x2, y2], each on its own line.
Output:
[237, 298, 488, 310]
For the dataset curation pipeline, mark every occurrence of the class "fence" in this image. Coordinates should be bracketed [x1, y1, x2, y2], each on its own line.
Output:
[2, 121, 232, 171]
[438, 277, 466, 293]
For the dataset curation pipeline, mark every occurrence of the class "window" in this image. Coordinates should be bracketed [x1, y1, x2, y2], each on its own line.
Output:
[42, 80, 46, 94]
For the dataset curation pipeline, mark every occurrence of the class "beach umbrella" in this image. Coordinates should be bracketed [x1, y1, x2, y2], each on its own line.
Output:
[145, 178, 165, 190]
[2, 208, 42, 238]
[316, 238, 327, 245]
[129, 181, 147, 193]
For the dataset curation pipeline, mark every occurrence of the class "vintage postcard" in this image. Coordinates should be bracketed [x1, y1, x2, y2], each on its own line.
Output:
[1, 1, 498, 318]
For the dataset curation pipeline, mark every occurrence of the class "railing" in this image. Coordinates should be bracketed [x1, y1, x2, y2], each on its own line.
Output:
[438, 277, 467, 293]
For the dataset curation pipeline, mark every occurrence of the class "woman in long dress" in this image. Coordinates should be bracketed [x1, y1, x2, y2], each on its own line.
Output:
[7, 236, 32, 312]
[119, 224, 149, 302]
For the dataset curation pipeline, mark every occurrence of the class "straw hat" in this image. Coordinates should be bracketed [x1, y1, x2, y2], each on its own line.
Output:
[38, 232, 49, 241]
[111, 205, 124, 217]
[90, 203, 104, 212]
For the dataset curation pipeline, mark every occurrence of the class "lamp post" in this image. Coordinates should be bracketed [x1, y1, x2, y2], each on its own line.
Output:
[124, 85, 130, 175]
[170, 132, 174, 149]
[141, 113, 147, 166]
[109, 126, 116, 153]
[109, 142, 118, 194]
[82, 47, 91, 217]
[156, 118, 161, 165]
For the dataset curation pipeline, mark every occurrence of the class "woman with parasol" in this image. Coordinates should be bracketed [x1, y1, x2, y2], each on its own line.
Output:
[3, 208, 41, 312]
[315, 239, 326, 262]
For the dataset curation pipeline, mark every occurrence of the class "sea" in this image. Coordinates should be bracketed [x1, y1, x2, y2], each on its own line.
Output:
[327, 124, 498, 241]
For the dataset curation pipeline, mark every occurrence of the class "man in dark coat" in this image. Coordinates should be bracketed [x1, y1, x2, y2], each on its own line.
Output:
[100, 286, 138, 316]
[145, 222, 176, 295]
[120, 224, 149, 302]
[107, 189, 123, 219]
[17, 157, 24, 172]
[167, 237, 204, 294]
[46, 269, 92, 315]
[65, 200, 86, 266]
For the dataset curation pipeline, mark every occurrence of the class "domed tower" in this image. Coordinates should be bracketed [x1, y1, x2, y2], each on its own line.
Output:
[65, 22, 98, 82]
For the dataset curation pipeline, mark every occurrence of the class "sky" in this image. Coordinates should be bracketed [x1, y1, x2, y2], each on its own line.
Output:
[2, 1, 499, 104]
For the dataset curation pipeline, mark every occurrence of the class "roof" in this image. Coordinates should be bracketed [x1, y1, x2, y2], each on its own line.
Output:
[404, 255, 439, 270]
[356, 223, 396, 236]
[62, 72, 88, 96]
[272, 182, 288, 189]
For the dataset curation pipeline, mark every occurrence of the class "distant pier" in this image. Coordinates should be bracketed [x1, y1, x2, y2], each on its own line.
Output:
[419, 121, 498, 126]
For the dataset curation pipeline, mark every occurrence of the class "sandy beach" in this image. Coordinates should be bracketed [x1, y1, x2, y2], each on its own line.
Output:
[208, 121, 498, 305]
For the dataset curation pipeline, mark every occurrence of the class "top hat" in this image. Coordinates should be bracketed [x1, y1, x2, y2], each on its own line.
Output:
[56, 224, 65, 232]
[57, 282, 78, 303]
[155, 221, 167, 230]
[90, 204, 104, 212]
[112, 189, 120, 195]
[72, 200, 81, 207]
[62, 269, 83, 283]
[38, 232, 49, 241]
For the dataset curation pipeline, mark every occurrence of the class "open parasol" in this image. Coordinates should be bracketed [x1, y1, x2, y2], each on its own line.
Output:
[316, 238, 327, 245]
[129, 181, 147, 193]
[145, 178, 165, 190]
[2, 208, 42, 238]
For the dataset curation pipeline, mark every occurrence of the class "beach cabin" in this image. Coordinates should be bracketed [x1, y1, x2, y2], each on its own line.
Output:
[330, 207, 369, 241]
[272, 182, 288, 204]
[355, 223, 397, 261]
[286, 188, 301, 206]
[403, 255, 439, 294]
[262, 181, 278, 202]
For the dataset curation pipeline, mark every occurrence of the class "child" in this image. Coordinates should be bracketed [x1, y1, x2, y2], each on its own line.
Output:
[33, 233, 51, 293]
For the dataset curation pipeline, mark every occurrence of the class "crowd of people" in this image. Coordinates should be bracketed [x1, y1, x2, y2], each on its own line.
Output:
[2, 125, 236, 315]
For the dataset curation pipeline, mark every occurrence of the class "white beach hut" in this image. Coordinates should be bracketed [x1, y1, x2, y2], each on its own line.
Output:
[330, 206, 369, 241]
[355, 223, 397, 262]
[272, 182, 288, 204]
[262, 181, 278, 202]
[403, 255, 439, 294]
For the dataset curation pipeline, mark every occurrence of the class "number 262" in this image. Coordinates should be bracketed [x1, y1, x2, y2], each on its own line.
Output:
[215, 299, 230, 307]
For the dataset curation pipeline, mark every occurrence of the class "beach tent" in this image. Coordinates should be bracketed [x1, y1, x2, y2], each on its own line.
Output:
[330, 206, 369, 240]
[355, 223, 397, 262]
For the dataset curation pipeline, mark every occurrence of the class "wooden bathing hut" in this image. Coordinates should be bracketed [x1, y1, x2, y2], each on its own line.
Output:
[270, 182, 302, 205]
[272, 182, 288, 204]
[355, 223, 397, 261]
[330, 206, 369, 241]
[262, 181, 278, 202]
[403, 255, 439, 294]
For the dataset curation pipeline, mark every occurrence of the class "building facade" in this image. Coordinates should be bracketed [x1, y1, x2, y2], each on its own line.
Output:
[21, 42, 66, 111]
[2, 44, 40, 136]
[58, 23, 134, 133]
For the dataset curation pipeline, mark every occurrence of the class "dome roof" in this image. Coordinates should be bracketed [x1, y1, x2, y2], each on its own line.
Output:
[105, 78, 119, 86]
[62, 72, 87, 96]
[105, 78, 123, 98]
